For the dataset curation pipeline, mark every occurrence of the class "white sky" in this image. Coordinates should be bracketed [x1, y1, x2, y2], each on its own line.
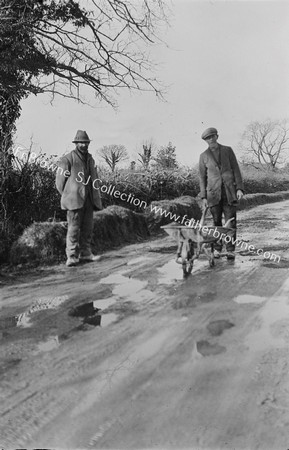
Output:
[15, 0, 289, 167]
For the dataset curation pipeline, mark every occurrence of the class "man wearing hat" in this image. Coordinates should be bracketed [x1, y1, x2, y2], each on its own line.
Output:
[56, 130, 102, 267]
[199, 127, 244, 260]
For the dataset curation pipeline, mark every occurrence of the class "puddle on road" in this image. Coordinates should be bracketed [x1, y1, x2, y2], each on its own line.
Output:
[93, 298, 116, 310]
[97, 313, 118, 327]
[196, 340, 226, 356]
[233, 295, 267, 305]
[207, 320, 235, 336]
[157, 254, 255, 285]
[0, 295, 70, 332]
[37, 336, 60, 352]
[157, 259, 209, 285]
[245, 295, 289, 352]
[70, 302, 118, 329]
[99, 273, 154, 303]
[70, 302, 101, 317]
[37, 305, 119, 352]
[173, 292, 217, 309]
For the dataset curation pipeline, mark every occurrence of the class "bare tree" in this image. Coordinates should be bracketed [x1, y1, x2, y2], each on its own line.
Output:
[239, 119, 289, 170]
[0, 0, 169, 152]
[98, 144, 129, 172]
[1, 0, 168, 106]
[0, 0, 168, 235]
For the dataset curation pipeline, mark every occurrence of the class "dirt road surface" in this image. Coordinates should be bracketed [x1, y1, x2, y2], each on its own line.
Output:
[1, 200, 289, 450]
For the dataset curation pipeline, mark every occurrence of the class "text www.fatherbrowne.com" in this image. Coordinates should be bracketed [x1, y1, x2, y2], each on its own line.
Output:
[149, 204, 281, 263]
[87, 172, 281, 263]
[11, 146, 281, 264]
[65, 170, 283, 263]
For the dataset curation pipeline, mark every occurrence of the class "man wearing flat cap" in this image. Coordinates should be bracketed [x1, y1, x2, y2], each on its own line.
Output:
[56, 130, 102, 267]
[199, 127, 244, 259]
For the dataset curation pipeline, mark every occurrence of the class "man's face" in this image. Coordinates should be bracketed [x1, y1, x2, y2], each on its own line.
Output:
[76, 142, 89, 152]
[205, 134, 218, 149]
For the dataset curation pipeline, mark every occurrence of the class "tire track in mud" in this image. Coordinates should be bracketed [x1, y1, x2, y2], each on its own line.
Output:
[0, 336, 136, 447]
[0, 287, 170, 448]
[30, 321, 198, 448]
[25, 261, 261, 448]
[0, 255, 257, 448]
[2, 202, 289, 449]
[0, 256, 166, 444]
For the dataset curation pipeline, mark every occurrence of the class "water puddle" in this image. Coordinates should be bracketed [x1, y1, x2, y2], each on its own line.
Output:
[36, 311, 118, 353]
[207, 320, 235, 336]
[196, 340, 226, 356]
[157, 259, 209, 285]
[99, 273, 154, 303]
[70, 302, 100, 317]
[69, 302, 118, 329]
[37, 336, 60, 352]
[173, 292, 217, 309]
[245, 295, 289, 352]
[0, 295, 70, 331]
[93, 298, 116, 310]
[234, 295, 267, 305]
[98, 313, 118, 327]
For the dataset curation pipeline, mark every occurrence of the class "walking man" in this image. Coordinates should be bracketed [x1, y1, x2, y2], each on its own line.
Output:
[199, 127, 244, 260]
[56, 130, 102, 267]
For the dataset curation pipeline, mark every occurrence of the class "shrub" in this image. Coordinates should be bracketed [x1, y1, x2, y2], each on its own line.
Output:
[97, 166, 200, 211]
[241, 165, 289, 194]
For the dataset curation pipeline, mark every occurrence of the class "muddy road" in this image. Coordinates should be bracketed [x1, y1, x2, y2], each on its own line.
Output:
[1, 200, 289, 449]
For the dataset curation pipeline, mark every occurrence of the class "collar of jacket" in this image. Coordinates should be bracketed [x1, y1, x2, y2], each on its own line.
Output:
[74, 148, 92, 163]
[207, 144, 222, 169]
[207, 143, 220, 152]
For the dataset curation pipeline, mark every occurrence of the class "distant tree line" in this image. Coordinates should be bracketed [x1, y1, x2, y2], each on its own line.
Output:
[97, 141, 179, 172]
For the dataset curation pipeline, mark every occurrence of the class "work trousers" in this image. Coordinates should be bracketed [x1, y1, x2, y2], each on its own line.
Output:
[210, 185, 237, 252]
[66, 197, 94, 259]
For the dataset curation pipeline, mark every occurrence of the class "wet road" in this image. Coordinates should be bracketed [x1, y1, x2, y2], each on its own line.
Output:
[1, 200, 289, 449]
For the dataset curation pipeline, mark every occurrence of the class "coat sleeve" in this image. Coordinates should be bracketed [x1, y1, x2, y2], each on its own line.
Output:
[92, 159, 101, 189]
[229, 148, 244, 192]
[199, 153, 207, 199]
[90, 157, 103, 210]
[55, 156, 71, 195]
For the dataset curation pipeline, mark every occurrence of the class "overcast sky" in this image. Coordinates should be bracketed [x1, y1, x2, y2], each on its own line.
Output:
[15, 0, 289, 167]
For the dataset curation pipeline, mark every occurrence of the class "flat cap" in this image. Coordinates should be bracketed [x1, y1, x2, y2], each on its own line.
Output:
[201, 127, 218, 140]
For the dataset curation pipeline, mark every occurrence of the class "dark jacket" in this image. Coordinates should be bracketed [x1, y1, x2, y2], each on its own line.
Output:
[56, 149, 102, 211]
[199, 144, 244, 207]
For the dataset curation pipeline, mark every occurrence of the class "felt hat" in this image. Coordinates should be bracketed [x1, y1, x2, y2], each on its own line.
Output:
[72, 130, 91, 143]
[201, 127, 218, 140]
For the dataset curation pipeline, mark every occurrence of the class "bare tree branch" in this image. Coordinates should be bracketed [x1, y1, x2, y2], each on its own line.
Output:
[239, 119, 289, 170]
[97, 144, 129, 172]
